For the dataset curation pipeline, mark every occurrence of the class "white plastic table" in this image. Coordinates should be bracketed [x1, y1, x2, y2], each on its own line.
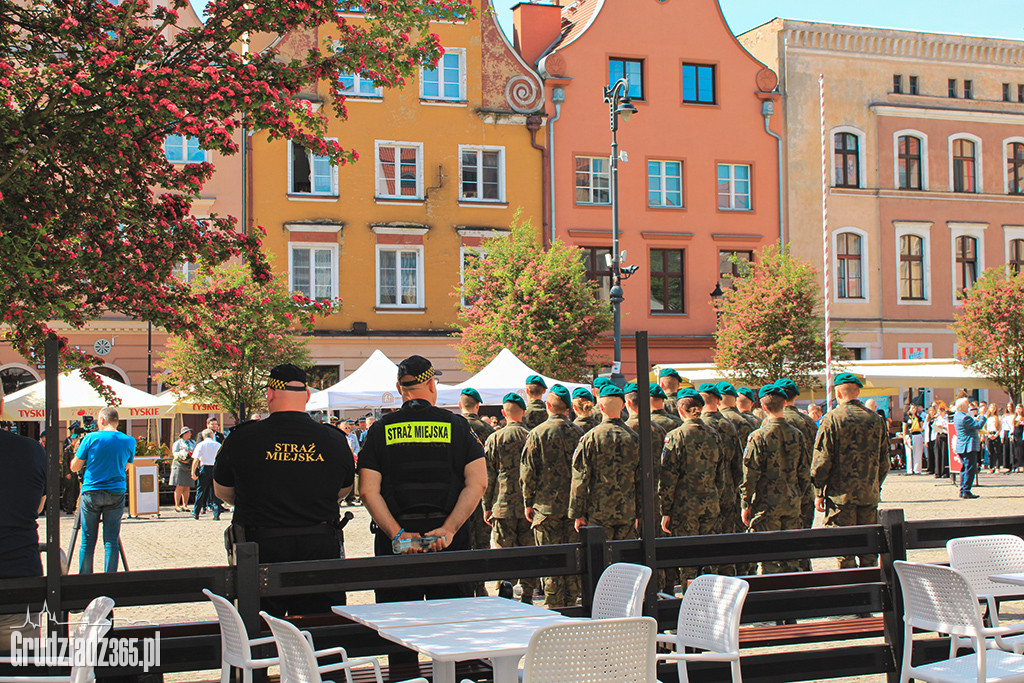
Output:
[332, 597, 576, 683]
[990, 573, 1024, 587]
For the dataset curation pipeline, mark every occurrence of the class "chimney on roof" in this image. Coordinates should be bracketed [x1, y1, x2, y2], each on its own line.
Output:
[512, 2, 563, 67]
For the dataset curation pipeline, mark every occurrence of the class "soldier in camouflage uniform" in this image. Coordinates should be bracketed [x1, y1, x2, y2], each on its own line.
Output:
[740, 384, 809, 574]
[718, 381, 758, 575]
[698, 383, 741, 539]
[572, 387, 601, 434]
[460, 387, 494, 596]
[569, 384, 641, 541]
[811, 373, 891, 569]
[775, 378, 818, 571]
[483, 392, 536, 601]
[659, 368, 684, 416]
[624, 383, 667, 484]
[522, 375, 548, 430]
[737, 387, 763, 431]
[659, 388, 720, 590]
[521, 383, 583, 608]
[650, 383, 683, 433]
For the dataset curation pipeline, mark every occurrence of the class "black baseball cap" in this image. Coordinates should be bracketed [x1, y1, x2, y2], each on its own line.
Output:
[398, 355, 442, 387]
[266, 364, 308, 391]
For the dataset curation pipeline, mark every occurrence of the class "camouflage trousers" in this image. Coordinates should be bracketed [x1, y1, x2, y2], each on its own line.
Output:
[491, 516, 538, 600]
[718, 496, 741, 577]
[661, 514, 718, 594]
[532, 515, 580, 609]
[748, 514, 801, 574]
[796, 501, 816, 572]
[469, 507, 489, 596]
[824, 504, 879, 569]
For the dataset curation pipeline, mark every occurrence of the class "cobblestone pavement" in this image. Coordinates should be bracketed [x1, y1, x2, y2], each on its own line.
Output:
[37, 470, 1023, 682]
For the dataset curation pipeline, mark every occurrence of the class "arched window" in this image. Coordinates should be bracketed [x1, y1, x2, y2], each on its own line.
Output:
[899, 234, 925, 300]
[1009, 238, 1024, 275]
[955, 235, 978, 296]
[836, 232, 864, 299]
[952, 138, 977, 193]
[1007, 142, 1024, 195]
[834, 132, 860, 188]
[898, 135, 923, 190]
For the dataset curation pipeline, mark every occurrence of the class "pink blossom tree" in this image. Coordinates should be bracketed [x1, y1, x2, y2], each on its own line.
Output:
[954, 268, 1024, 403]
[454, 214, 613, 381]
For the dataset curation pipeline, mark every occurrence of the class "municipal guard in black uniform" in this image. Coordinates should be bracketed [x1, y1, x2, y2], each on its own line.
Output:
[213, 364, 354, 616]
[358, 355, 488, 603]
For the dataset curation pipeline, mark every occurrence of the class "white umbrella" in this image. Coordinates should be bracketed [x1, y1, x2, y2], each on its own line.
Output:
[157, 389, 225, 415]
[0, 370, 176, 421]
[436, 348, 593, 406]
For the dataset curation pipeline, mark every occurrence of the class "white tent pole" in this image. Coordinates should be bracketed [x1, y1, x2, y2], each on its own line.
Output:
[819, 74, 834, 411]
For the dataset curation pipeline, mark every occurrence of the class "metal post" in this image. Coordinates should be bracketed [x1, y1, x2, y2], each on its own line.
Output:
[146, 321, 152, 394]
[610, 119, 622, 384]
[635, 332, 657, 617]
[44, 336, 61, 619]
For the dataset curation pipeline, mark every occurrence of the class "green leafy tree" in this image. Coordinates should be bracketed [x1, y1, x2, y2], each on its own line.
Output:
[954, 268, 1024, 403]
[158, 262, 337, 422]
[714, 242, 846, 388]
[455, 215, 613, 381]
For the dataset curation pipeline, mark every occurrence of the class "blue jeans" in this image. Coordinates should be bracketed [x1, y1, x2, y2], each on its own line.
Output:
[960, 451, 978, 495]
[193, 466, 221, 518]
[79, 490, 125, 574]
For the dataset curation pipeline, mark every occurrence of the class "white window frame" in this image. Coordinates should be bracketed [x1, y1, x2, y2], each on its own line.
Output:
[164, 134, 207, 165]
[575, 156, 611, 205]
[717, 163, 752, 211]
[1004, 225, 1024, 276]
[832, 227, 870, 303]
[458, 145, 505, 203]
[175, 261, 199, 283]
[420, 48, 466, 101]
[459, 245, 486, 306]
[830, 126, 866, 189]
[288, 138, 338, 197]
[375, 245, 425, 308]
[892, 129, 929, 191]
[338, 71, 383, 98]
[288, 243, 339, 300]
[948, 222, 987, 306]
[374, 140, 424, 200]
[894, 221, 933, 306]
[1002, 137, 1024, 194]
[948, 133, 983, 193]
[647, 159, 684, 208]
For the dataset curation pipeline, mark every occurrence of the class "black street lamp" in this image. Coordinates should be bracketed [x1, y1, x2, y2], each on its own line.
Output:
[710, 282, 725, 321]
[604, 77, 638, 386]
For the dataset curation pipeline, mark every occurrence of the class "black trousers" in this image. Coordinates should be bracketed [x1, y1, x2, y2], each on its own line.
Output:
[249, 527, 344, 616]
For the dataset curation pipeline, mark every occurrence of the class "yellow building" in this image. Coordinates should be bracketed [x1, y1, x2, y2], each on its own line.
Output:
[250, 1, 546, 385]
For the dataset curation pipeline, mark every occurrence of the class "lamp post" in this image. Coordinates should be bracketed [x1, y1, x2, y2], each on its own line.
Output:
[604, 77, 638, 386]
[710, 282, 725, 322]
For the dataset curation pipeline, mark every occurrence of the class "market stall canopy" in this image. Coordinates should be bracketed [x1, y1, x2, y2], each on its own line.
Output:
[0, 371, 176, 421]
[435, 348, 592, 407]
[157, 389, 225, 416]
[312, 349, 459, 411]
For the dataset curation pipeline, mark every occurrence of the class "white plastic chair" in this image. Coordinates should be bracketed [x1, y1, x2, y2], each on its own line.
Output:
[0, 617, 112, 683]
[947, 534, 1024, 655]
[657, 574, 749, 683]
[204, 589, 351, 683]
[591, 563, 653, 619]
[521, 616, 657, 683]
[893, 560, 1024, 682]
[260, 611, 427, 683]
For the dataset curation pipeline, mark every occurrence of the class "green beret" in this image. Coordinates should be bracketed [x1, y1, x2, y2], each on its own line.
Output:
[737, 387, 756, 403]
[834, 372, 863, 388]
[549, 384, 571, 404]
[571, 387, 595, 402]
[758, 383, 787, 400]
[502, 392, 526, 410]
[648, 382, 667, 399]
[526, 374, 547, 389]
[592, 377, 611, 389]
[697, 382, 722, 399]
[599, 384, 625, 399]
[659, 368, 682, 380]
[460, 387, 482, 404]
[676, 388, 704, 404]
[775, 378, 800, 397]
[623, 381, 639, 394]
[716, 381, 738, 397]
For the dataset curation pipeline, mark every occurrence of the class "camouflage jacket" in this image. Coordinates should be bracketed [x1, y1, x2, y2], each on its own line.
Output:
[664, 395, 677, 416]
[573, 413, 602, 434]
[811, 399, 890, 506]
[651, 409, 682, 435]
[568, 418, 641, 525]
[659, 418, 720, 522]
[625, 415, 666, 496]
[782, 406, 818, 509]
[521, 413, 583, 518]
[740, 417, 807, 520]
[721, 406, 755, 447]
[483, 422, 530, 519]
[464, 412, 495, 446]
[701, 410, 741, 502]
[523, 399, 548, 431]
[742, 411, 762, 431]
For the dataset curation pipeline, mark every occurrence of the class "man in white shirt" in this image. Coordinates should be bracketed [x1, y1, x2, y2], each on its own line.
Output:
[191, 429, 222, 520]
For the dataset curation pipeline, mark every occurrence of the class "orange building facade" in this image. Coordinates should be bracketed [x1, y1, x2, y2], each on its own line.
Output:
[513, 0, 782, 376]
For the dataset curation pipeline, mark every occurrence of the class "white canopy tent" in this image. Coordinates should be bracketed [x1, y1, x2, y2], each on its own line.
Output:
[0, 370, 176, 421]
[312, 349, 460, 412]
[435, 348, 592, 407]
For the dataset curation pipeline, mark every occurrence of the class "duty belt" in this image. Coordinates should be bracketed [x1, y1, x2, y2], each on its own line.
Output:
[245, 522, 335, 539]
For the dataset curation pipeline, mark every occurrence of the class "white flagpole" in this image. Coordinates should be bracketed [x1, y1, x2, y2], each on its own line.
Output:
[820, 74, 833, 410]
